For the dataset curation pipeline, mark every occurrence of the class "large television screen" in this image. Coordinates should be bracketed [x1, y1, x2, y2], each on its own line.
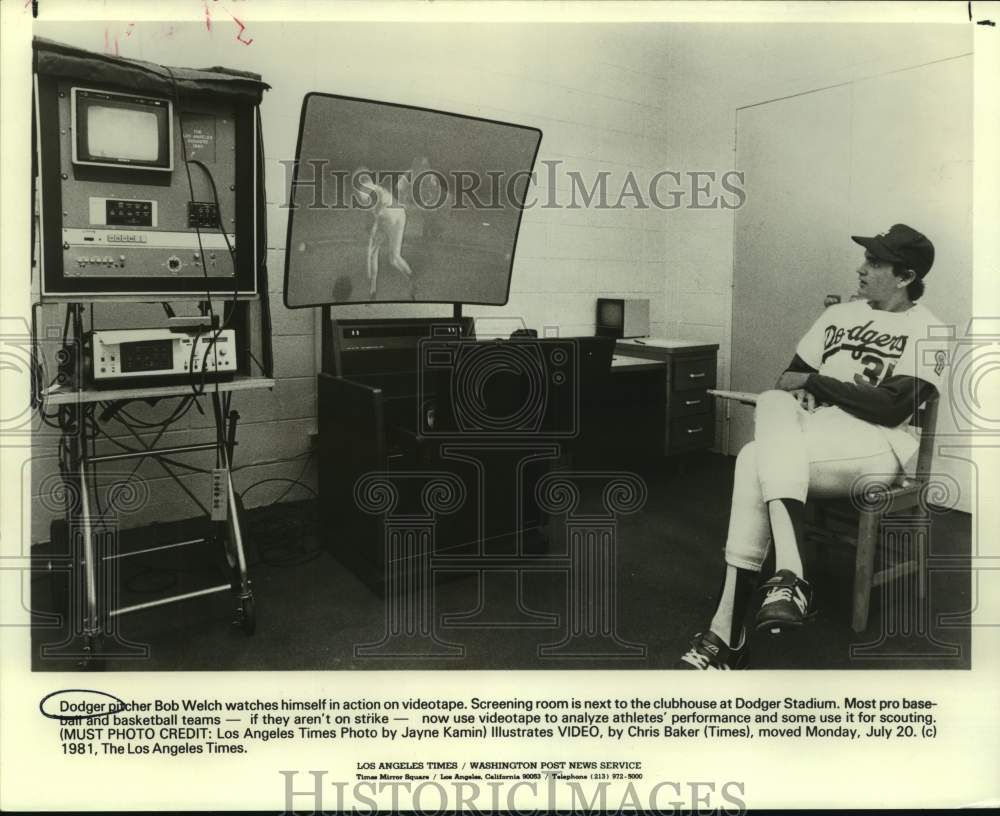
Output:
[283, 94, 541, 308]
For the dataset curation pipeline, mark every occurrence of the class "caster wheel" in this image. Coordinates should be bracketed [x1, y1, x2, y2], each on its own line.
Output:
[235, 593, 256, 635]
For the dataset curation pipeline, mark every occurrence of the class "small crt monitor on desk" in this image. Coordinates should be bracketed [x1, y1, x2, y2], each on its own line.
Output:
[596, 298, 649, 339]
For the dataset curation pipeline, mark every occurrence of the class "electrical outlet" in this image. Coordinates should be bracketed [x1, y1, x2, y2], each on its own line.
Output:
[211, 468, 228, 521]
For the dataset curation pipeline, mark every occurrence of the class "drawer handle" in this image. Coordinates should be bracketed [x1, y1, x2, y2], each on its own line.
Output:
[687, 427, 704, 434]
[688, 372, 707, 379]
[684, 399, 702, 406]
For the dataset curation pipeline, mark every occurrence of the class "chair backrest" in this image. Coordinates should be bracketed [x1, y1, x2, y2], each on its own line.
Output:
[912, 393, 939, 483]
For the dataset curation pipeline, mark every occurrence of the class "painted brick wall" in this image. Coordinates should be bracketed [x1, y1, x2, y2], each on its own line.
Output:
[26, 20, 976, 538]
[28, 21, 688, 541]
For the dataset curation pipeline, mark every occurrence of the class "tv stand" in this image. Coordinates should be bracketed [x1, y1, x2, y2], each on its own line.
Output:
[316, 314, 615, 589]
[317, 316, 649, 657]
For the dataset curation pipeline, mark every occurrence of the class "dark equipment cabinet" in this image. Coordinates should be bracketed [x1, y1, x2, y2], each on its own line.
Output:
[318, 315, 615, 591]
[318, 317, 472, 589]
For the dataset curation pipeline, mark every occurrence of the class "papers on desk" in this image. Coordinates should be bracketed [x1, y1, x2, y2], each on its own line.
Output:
[707, 389, 759, 405]
[618, 337, 711, 349]
[611, 354, 665, 370]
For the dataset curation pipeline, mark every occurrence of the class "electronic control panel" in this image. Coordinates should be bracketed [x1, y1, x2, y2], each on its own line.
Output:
[87, 328, 237, 387]
[34, 74, 258, 299]
[62, 225, 233, 278]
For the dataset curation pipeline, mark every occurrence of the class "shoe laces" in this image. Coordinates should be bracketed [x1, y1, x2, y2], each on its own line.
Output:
[680, 638, 734, 671]
[763, 583, 808, 614]
[680, 647, 714, 670]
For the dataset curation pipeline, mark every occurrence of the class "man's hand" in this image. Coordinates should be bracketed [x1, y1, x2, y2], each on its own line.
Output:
[776, 371, 811, 391]
[791, 388, 816, 412]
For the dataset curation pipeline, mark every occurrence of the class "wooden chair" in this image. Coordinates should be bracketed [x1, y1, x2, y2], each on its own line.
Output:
[804, 395, 939, 632]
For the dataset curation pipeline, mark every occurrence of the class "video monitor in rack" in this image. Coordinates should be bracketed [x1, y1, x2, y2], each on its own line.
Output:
[34, 75, 258, 300]
[71, 87, 173, 172]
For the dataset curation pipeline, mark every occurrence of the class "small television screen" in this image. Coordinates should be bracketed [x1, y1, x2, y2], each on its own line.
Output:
[597, 299, 625, 330]
[72, 87, 173, 171]
[283, 93, 541, 308]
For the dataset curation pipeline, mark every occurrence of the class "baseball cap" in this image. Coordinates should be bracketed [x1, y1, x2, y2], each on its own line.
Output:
[851, 223, 935, 278]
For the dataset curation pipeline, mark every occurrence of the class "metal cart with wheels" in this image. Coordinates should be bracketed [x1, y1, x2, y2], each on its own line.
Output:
[42, 376, 274, 668]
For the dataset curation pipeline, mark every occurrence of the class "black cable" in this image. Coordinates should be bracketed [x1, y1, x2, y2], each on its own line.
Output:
[29, 303, 46, 407]
[229, 449, 311, 474]
[246, 498, 321, 569]
[106, 396, 181, 505]
[103, 399, 196, 446]
[240, 477, 318, 502]
[31, 303, 74, 424]
[87, 417, 211, 476]
[105, 395, 195, 429]
[163, 66, 224, 407]
[246, 348, 267, 376]
[238, 450, 317, 505]
[255, 106, 274, 378]
[184, 159, 242, 403]
[187, 160, 238, 265]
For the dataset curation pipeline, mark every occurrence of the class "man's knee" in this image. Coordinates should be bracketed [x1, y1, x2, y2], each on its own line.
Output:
[735, 441, 757, 474]
[756, 389, 796, 413]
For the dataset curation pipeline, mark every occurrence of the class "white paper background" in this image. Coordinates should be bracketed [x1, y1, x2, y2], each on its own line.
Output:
[2, 1, 998, 810]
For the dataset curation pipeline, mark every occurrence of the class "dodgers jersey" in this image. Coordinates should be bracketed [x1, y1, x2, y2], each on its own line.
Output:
[794, 299, 950, 468]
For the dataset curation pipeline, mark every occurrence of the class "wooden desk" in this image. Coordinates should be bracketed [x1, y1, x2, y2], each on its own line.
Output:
[611, 353, 665, 373]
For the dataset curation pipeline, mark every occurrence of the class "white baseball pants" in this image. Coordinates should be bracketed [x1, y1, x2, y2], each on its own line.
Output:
[724, 390, 900, 571]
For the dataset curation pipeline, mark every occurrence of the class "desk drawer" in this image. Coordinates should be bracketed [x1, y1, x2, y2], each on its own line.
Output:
[670, 415, 714, 451]
[671, 390, 711, 418]
[672, 356, 716, 391]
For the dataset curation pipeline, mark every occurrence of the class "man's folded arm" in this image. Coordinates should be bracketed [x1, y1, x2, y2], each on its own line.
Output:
[804, 372, 937, 426]
[774, 354, 818, 390]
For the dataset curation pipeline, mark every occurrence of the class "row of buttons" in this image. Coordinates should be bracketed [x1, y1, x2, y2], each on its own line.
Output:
[96, 356, 227, 375]
[76, 255, 126, 267]
[108, 202, 152, 214]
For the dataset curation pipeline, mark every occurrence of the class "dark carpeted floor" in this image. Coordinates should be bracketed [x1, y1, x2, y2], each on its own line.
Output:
[31, 453, 972, 671]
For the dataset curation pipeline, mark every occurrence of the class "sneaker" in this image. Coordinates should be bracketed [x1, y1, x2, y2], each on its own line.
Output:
[755, 569, 814, 633]
[676, 629, 748, 670]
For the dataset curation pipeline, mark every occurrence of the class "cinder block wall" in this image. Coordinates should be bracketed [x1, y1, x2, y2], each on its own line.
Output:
[654, 24, 972, 501]
[29, 21, 686, 541]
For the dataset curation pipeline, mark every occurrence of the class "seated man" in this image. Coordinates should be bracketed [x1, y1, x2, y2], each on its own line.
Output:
[679, 224, 949, 670]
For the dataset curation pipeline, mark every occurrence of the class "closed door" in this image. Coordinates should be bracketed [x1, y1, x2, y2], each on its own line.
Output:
[730, 83, 853, 453]
[729, 56, 972, 514]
